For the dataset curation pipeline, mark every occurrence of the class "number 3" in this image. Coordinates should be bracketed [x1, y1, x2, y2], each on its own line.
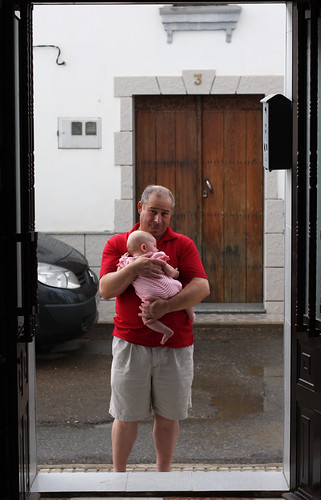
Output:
[194, 74, 202, 86]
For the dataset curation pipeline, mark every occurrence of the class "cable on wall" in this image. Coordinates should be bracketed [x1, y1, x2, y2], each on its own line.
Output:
[33, 45, 66, 65]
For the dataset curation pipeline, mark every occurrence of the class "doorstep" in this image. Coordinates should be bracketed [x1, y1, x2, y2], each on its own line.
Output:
[33, 463, 289, 497]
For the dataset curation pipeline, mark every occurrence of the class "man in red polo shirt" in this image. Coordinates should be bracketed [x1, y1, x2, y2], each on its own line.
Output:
[99, 185, 210, 472]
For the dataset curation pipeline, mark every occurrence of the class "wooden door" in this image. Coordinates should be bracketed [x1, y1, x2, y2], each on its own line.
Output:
[135, 95, 263, 304]
[283, 3, 321, 499]
[135, 95, 201, 250]
[202, 95, 263, 303]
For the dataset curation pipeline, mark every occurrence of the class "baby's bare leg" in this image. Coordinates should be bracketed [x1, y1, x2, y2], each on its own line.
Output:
[186, 306, 196, 322]
[142, 317, 174, 344]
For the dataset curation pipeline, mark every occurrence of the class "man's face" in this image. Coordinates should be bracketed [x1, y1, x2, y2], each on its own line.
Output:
[138, 192, 173, 240]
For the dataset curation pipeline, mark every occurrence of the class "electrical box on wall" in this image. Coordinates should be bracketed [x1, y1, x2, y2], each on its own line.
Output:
[260, 94, 292, 171]
[58, 117, 102, 149]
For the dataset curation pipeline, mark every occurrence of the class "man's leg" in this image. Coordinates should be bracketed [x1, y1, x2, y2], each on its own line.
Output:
[153, 412, 179, 471]
[111, 419, 138, 472]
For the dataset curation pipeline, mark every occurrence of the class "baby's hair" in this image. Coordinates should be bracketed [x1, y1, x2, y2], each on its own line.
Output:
[127, 230, 156, 254]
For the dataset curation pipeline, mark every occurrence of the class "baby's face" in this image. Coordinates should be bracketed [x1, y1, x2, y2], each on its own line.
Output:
[145, 237, 158, 253]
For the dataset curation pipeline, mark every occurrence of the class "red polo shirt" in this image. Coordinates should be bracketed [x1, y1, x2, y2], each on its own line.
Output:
[100, 223, 208, 348]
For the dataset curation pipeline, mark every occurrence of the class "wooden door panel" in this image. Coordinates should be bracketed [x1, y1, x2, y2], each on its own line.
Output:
[246, 109, 264, 302]
[136, 108, 156, 192]
[135, 96, 200, 248]
[296, 399, 321, 499]
[155, 110, 176, 190]
[173, 105, 200, 248]
[136, 95, 263, 304]
[202, 105, 225, 302]
[295, 339, 321, 498]
[223, 108, 247, 302]
[202, 95, 263, 303]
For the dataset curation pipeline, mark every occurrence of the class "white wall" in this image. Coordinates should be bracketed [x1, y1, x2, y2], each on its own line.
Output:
[33, 3, 286, 233]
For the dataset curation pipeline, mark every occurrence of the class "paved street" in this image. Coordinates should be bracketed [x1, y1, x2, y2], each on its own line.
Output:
[36, 322, 284, 468]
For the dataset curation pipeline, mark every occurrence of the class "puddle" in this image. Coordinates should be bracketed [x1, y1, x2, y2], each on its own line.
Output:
[212, 387, 264, 420]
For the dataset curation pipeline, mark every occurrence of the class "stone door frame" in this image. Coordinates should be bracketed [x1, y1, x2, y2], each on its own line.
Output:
[114, 71, 285, 314]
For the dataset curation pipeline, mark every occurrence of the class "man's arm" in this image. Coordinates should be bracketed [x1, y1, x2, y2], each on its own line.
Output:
[99, 256, 166, 300]
[139, 277, 210, 320]
[99, 266, 136, 300]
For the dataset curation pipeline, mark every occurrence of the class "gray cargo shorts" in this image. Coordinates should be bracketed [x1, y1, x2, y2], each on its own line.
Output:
[109, 337, 194, 422]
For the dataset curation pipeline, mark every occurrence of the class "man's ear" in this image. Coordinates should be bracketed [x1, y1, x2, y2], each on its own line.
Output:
[137, 201, 143, 214]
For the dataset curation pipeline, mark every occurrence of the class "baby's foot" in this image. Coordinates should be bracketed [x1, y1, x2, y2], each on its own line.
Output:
[160, 331, 174, 345]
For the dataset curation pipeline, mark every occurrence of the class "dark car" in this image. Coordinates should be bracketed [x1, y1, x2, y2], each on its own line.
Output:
[36, 233, 99, 348]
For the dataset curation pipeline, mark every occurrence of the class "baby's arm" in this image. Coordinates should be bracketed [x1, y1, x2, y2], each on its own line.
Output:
[162, 262, 179, 279]
[117, 253, 131, 271]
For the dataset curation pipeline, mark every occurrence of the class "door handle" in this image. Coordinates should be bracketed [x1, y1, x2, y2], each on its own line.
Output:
[205, 178, 214, 194]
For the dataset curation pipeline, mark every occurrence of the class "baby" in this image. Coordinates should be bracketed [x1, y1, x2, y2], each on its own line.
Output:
[117, 230, 195, 344]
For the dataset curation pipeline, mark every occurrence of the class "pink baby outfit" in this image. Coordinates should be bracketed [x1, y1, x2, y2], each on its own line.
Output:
[117, 251, 195, 344]
[118, 251, 182, 299]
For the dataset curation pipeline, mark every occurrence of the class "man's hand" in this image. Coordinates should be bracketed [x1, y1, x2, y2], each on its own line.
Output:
[138, 277, 210, 321]
[139, 296, 170, 321]
[134, 256, 165, 278]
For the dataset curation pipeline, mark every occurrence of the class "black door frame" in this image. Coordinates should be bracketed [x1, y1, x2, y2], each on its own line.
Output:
[286, 1, 321, 498]
[1, 0, 319, 498]
[1, 1, 38, 498]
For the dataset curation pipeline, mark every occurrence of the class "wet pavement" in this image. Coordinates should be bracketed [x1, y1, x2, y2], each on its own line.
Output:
[36, 316, 284, 467]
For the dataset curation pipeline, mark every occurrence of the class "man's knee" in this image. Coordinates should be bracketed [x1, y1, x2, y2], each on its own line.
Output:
[154, 412, 179, 428]
[113, 419, 139, 429]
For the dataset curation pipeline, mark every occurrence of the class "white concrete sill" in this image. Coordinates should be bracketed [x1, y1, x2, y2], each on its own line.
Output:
[31, 469, 289, 495]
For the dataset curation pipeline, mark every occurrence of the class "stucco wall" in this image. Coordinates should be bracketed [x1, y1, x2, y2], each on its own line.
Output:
[33, 3, 287, 313]
[33, 3, 286, 232]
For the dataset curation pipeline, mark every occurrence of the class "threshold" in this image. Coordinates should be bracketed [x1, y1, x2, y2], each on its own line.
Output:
[31, 463, 289, 496]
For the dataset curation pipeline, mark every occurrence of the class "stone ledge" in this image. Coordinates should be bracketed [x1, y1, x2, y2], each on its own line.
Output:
[159, 5, 242, 44]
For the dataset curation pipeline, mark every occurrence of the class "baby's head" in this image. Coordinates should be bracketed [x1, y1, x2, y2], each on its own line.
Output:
[127, 230, 158, 256]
